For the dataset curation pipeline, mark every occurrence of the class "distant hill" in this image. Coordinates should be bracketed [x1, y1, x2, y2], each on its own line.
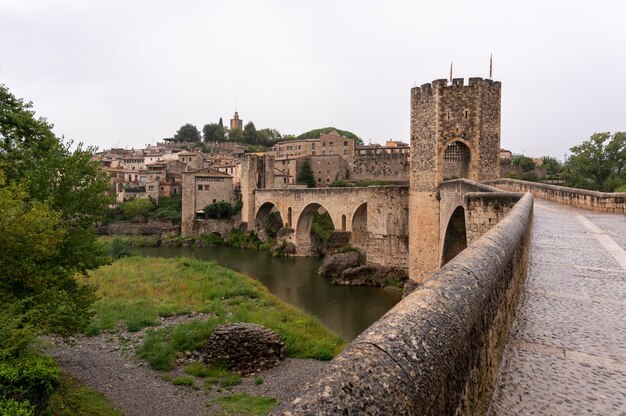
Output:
[296, 127, 363, 145]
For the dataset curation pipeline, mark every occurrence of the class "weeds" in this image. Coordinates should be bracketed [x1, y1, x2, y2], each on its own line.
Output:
[210, 393, 276, 416]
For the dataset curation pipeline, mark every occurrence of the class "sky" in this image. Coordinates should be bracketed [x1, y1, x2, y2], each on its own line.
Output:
[1, 0, 624, 158]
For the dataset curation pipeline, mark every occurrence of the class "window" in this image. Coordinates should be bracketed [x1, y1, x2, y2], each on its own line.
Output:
[312, 143, 316, 149]
[312, 151, 316, 155]
[329, 142, 334, 147]
[322, 143, 326, 147]
[329, 150, 334, 155]
[197, 184, 202, 190]
[148, 186, 154, 191]
[213, 199, 216, 203]
[464, 109, 469, 119]
[326, 178, 330, 182]
[344, 141, 348, 146]
[322, 151, 326, 155]
[318, 178, 321, 182]
[344, 149, 348, 155]
[160, 187, 164, 190]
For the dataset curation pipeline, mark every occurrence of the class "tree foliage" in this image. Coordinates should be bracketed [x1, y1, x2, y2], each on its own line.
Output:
[203, 199, 242, 219]
[121, 198, 154, 221]
[174, 123, 201, 142]
[0, 84, 110, 351]
[563, 132, 626, 192]
[511, 155, 535, 172]
[542, 156, 563, 176]
[297, 159, 316, 188]
[297, 127, 363, 145]
[203, 122, 226, 142]
[243, 121, 257, 145]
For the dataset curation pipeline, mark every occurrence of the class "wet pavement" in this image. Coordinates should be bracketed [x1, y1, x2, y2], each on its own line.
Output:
[489, 199, 626, 416]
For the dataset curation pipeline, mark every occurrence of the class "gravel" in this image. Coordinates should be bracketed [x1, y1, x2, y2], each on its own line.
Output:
[48, 314, 329, 416]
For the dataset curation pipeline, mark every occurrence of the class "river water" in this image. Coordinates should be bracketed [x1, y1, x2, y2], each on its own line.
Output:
[138, 246, 401, 340]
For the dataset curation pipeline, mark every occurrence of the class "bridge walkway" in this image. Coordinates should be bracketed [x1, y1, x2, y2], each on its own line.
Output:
[489, 199, 626, 415]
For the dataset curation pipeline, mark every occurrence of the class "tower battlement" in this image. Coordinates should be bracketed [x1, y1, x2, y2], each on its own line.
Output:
[413, 77, 501, 97]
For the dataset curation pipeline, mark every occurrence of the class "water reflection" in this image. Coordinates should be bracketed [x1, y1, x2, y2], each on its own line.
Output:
[138, 246, 401, 340]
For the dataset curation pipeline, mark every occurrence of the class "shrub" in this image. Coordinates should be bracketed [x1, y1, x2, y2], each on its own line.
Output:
[203, 199, 241, 219]
[147, 197, 182, 223]
[0, 354, 60, 412]
[329, 180, 349, 187]
[107, 237, 135, 259]
[0, 399, 34, 416]
[171, 376, 195, 387]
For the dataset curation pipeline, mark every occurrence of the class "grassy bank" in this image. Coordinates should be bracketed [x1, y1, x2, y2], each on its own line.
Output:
[83, 256, 346, 370]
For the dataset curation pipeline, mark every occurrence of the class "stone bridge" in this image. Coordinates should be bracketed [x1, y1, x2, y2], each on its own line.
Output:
[274, 180, 625, 415]
[253, 180, 522, 269]
[253, 186, 409, 266]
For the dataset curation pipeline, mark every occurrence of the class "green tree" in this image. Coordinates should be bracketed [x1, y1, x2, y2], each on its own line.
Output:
[121, 198, 154, 221]
[243, 121, 257, 145]
[228, 128, 243, 142]
[542, 156, 563, 176]
[174, 123, 201, 142]
[202, 123, 219, 142]
[563, 132, 626, 192]
[297, 127, 363, 145]
[511, 155, 535, 172]
[0, 84, 110, 344]
[297, 159, 316, 188]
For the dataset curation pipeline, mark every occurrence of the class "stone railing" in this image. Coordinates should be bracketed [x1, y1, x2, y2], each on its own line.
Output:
[273, 192, 534, 415]
[485, 178, 626, 214]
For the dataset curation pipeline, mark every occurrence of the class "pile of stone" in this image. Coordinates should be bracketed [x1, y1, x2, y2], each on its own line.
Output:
[201, 323, 285, 375]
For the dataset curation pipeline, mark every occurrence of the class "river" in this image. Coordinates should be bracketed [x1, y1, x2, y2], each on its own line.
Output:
[138, 246, 401, 340]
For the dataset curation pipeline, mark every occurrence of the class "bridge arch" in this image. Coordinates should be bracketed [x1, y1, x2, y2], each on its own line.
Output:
[351, 203, 368, 249]
[296, 203, 335, 256]
[255, 201, 284, 240]
[441, 205, 467, 266]
[441, 139, 472, 180]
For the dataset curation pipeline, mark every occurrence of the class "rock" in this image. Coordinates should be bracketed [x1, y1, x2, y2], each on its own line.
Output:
[318, 252, 363, 278]
[334, 265, 408, 288]
[402, 280, 421, 298]
[200, 323, 285, 375]
[283, 243, 296, 255]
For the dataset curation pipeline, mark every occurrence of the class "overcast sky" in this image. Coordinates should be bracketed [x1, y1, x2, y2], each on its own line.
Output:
[1, 0, 624, 158]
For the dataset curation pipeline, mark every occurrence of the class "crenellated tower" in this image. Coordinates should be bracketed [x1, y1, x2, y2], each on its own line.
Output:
[408, 77, 502, 282]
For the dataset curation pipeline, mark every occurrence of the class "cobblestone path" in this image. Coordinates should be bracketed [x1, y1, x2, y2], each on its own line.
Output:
[489, 199, 626, 416]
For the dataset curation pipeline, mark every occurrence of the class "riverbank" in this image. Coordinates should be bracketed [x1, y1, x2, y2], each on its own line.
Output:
[50, 255, 347, 415]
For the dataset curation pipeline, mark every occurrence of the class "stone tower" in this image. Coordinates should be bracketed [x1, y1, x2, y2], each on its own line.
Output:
[408, 77, 501, 282]
[230, 111, 243, 131]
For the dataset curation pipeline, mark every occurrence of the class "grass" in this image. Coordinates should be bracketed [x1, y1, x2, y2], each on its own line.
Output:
[184, 362, 242, 389]
[254, 376, 263, 385]
[84, 256, 346, 370]
[46, 373, 122, 416]
[210, 393, 277, 416]
[171, 376, 197, 388]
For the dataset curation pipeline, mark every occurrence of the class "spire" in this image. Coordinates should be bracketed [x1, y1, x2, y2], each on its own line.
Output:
[489, 54, 493, 80]
[449, 61, 453, 82]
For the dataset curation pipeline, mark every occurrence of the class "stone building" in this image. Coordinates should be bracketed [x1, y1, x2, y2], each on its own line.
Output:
[181, 168, 236, 236]
[230, 111, 243, 130]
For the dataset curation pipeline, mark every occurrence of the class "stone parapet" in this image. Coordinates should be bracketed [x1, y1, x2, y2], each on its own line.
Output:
[273, 193, 534, 415]
[485, 178, 626, 214]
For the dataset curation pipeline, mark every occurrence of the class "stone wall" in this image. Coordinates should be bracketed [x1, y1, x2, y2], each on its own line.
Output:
[351, 153, 410, 182]
[486, 178, 626, 214]
[273, 193, 534, 416]
[96, 221, 179, 235]
[191, 214, 241, 237]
